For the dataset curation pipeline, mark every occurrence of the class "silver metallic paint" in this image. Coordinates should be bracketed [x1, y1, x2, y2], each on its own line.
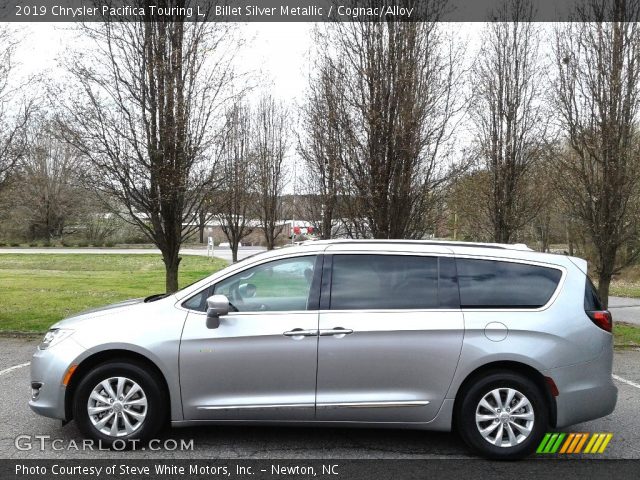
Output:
[29, 241, 617, 434]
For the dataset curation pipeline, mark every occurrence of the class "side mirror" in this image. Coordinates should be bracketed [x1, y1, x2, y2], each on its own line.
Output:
[205, 294, 229, 329]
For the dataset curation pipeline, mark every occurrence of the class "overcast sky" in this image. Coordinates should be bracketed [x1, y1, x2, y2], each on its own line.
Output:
[11, 21, 486, 193]
[13, 22, 487, 101]
[14, 22, 316, 100]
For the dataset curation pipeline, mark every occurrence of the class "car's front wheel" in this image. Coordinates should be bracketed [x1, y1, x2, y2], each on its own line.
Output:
[457, 371, 549, 460]
[73, 361, 167, 448]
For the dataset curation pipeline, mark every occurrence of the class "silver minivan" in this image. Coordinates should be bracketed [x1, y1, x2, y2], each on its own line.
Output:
[29, 240, 617, 459]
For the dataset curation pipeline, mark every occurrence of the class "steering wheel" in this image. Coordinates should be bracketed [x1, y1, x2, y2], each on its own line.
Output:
[226, 282, 245, 311]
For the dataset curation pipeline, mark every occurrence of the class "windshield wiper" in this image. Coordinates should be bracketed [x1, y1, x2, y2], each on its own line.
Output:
[144, 293, 170, 303]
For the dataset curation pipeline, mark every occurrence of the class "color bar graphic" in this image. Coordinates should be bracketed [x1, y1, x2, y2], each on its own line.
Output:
[537, 433, 613, 454]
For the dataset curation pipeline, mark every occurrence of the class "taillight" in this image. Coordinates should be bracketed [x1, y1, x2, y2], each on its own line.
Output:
[586, 310, 613, 332]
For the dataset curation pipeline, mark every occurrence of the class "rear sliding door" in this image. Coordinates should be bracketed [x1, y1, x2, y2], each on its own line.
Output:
[315, 252, 464, 423]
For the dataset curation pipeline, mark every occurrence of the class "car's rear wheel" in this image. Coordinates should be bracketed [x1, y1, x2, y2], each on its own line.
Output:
[457, 371, 548, 460]
[73, 362, 166, 448]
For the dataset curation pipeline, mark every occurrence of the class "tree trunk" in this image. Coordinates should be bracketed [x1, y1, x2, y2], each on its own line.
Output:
[231, 242, 239, 263]
[199, 225, 205, 244]
[162, 253, 182, 293]
[321, 205, 333, 240]
[265, 229, 275, 250]
[597, 271, 611, 310]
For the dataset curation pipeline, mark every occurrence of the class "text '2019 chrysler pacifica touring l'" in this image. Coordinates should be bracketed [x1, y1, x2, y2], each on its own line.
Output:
[30, 240, 617, 459]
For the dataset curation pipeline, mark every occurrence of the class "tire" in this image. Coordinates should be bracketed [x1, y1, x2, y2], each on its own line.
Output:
[456, 371, 549, 460]
[73, 361, 167, 449]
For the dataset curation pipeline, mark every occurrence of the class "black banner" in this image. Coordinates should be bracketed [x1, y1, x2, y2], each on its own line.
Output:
[2, 0, 640, 23]
[2, 459, 640, 480]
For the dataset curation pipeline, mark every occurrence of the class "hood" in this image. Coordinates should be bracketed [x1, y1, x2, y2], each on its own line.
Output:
[50, 297, 146, 329]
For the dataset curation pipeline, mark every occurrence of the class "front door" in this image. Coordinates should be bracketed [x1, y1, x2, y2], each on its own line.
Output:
[315, 252, 464, 423]
[180, 254, 320, 421]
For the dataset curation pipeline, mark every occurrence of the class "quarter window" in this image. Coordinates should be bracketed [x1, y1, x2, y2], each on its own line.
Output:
[330, 255, 441, 310]
[182, 286, 214, 312]
[456, 258, 562, 309]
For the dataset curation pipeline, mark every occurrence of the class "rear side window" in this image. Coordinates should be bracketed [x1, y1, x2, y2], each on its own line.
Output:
[330, 254, 443, 310]
[584, 277, 603, 311]
[456, 258, 562, 309]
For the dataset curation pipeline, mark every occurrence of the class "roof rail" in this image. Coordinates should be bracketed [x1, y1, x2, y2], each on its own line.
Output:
[299, 239, 533, 251]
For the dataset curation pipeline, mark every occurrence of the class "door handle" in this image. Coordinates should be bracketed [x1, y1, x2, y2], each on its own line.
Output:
[283, 328, 318, 337]
[319, 327, 354, 336]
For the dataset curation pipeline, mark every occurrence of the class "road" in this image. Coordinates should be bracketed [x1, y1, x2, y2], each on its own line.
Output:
[609, 296, 640, 326]
[0, 337, 639, 459]
[0, 246, 266, 263]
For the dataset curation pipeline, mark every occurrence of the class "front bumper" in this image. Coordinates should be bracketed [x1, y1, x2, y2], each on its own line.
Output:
[544, 347, 618, 428]
[29, 337, 86, 421]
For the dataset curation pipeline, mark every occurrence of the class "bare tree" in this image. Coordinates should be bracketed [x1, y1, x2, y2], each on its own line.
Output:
[297, 54, 347, 239]
[0, 26, 31, 191]
[446, 170, 494, 242]
[58, 8, 237, 291]
[215, 101, 255, 262]
[317, 0, 464, 239]
[553, 0, 640, 306]
[254, 95, 288, 250]
[470, 0, 549, 243]
[15, 119, 82, 241]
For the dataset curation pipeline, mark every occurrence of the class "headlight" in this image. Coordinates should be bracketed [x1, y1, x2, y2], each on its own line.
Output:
[39, 328, 74, 350]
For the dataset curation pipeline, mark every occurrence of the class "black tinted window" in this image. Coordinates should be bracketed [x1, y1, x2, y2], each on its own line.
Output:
[330, 255, 440, 310]
[183, 286, 213, 312]
[457, 259, 562, 309]
[584, 277, 603, 311]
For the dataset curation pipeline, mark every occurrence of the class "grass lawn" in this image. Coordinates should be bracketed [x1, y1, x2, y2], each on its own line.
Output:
[613, 322, 640, 348]
[610, 264, 640, 298]
[0, 254, 227, 333]
[610, 282, 640, 299]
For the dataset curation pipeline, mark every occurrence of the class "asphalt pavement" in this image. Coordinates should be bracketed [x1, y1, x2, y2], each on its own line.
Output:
[0, 246, 266, 263]
[610, 297, 640, 326]
[0, 337, 639, 459]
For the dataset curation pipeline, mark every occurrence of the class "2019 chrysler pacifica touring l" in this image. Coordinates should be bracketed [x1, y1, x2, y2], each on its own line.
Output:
[29, 240, 617, 459]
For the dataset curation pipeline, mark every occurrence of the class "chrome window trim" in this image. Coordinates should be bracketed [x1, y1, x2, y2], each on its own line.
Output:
[177, 251, 568, 314]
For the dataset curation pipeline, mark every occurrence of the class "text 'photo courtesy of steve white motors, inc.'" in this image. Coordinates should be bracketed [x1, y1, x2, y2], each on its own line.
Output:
[2, 0, 640, 479]
[13, 462, 341, 478]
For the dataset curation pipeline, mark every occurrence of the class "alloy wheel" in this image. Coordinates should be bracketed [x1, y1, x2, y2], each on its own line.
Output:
[475, 387, 535, 448]
[87, 376, 148, 437]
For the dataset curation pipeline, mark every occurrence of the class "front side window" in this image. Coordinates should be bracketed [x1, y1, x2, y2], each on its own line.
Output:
[456, 258, 562, 309]
[213, 256, 317, 312]
[330, 254, 440, 310]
